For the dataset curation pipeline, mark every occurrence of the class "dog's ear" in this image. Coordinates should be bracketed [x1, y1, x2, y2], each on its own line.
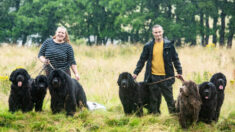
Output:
[198, 83, 204, 95]
[44, 76, 48, 88]
[209, 74, 216, 84]
[117, 73, 122, 86]
[192, 83, 200, 98]
[23, 69, 31, 80]
[58, 70, 67, 84]
[221, 73, 227, 87]
[33, 78, 37, 87]
[9, 69, 17, 82]
[191, 82, 198, 94]
[128, 73, 136, 87]
[210, 82, 217, 98]
[43, 76, 48, 86]
[48, 70, 54, 84]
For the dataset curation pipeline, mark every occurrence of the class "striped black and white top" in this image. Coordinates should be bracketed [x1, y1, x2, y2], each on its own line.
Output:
[38, 38, 76, 73]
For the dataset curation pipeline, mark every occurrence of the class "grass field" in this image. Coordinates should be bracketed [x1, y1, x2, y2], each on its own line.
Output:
[0, 43, 235, 131]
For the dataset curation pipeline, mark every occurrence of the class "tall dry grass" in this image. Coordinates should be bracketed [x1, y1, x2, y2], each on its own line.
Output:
[0, 43, 234, 131]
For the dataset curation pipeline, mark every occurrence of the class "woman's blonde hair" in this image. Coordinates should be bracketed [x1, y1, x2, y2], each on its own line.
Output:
[53, 26, 70, 43]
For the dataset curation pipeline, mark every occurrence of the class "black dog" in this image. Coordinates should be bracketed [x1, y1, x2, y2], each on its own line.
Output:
[30, 75, 48, 112]
[9, 68, 33, 112]
[210, 72, 227, 122]
[198, 82, 217, 124]
[117, 72, 150, 116]
[48, 69, 88, 116]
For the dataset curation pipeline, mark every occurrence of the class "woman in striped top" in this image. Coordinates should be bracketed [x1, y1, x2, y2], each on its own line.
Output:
[38, 26, 80, 80]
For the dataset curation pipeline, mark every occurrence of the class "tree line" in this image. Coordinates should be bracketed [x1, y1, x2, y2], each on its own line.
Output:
[0, 0, 234, 47]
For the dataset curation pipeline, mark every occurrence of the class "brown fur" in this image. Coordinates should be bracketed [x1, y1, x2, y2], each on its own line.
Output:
[175, 80, 201, 128]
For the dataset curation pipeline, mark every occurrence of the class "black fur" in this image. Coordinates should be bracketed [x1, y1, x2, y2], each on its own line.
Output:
[198, 82, 217, 124]
[210, 72, 227, 122]
[117, 72, 150, 116]
[48, 69, 87, 116]
[8, 68, 33, 112]
[30, 75, 48, 112]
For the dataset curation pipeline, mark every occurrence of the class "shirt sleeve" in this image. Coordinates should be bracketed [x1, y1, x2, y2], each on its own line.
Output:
[67, 45, 76, 65]
[133, 44, 149, 75]
[38, 39, 50, 58]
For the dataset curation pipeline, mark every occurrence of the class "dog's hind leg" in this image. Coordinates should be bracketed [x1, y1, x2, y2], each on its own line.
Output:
[136, 104, 143, 117]
[65, 95, 76, 116]
[9, 97, 18, 113]
[123, 104, 132, 115]
[51, 97, 63, 114]
[35, 100, 43, 112]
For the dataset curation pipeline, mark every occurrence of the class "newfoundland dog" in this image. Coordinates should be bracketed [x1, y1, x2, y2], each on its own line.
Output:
[175, 80, 201, 128]
[198, 82, 217, 123]
[210, 72, 227, 122]
[48, 69, 87, 116]
[30, 75, 48, 112]
[117, 72, 150, 116]
[9, 68, 33, 112]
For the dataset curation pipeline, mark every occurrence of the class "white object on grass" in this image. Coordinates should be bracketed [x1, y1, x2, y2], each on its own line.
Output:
[87, 101, 106, 111]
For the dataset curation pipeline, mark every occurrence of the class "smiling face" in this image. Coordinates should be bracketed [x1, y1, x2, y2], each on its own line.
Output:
[152, 26, 164, 42]
[55, 27, 67, 42]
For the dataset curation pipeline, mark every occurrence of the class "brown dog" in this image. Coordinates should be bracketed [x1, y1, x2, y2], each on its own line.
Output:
[175, 79, 201, 128]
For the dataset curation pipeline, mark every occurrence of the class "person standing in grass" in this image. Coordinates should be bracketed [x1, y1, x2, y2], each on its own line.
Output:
[38, 26, 80, 80]
[133, 24, 182, 114]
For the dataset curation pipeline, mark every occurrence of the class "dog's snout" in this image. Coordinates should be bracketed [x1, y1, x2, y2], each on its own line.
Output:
[39, 83, 45, 88]
[180, 87, 183, 92]
[218, 79, 223, 84]
[204, 89, 210, 95]
[121, 80, 127, 87]
[52, 78, 59, 84]
[16, 75, 24, 81]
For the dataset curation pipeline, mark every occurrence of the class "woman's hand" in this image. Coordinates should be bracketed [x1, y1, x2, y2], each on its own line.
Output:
[39, 56, 50, 65]
[44, 59, 50, 65]
[75, 73, 80, 80]
[71, 64, 80, 80]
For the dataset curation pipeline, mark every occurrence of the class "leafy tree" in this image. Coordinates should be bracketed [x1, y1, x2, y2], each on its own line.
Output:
[226, 0, 234, 49]
[0, 0, 16, 43]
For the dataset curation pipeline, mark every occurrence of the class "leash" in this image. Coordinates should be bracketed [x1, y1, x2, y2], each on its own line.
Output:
[38, 61, 55, 75]
[30, 64, 46, 76]
[147, 76, 176, 86]
[48, 61, 55, 70]
[30, 61, 55, 76]
[38, 64, 47, 75]
[147, 75, 185, 86]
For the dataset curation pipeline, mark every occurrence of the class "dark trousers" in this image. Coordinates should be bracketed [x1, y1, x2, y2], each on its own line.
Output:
[149, 74, 175, 114]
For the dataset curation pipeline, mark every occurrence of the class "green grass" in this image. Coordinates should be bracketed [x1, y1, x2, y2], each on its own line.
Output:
[0, 44, 235, 131]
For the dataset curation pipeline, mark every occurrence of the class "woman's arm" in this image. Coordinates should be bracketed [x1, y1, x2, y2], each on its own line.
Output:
[71, 64, 80, 80]
[39, 56, 50, 64]
[38, 39, 50, 64]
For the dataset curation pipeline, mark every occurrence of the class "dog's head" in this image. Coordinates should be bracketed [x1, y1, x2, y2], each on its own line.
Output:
[34, 75, 48, 90]
[199, 82, 216, 100]
[210, 72, 227, 92]
[117, 72, 136, 89]
[48, 69, 66, 88]
[9, 68, 30, 87]
[180, 80, 198, 98]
